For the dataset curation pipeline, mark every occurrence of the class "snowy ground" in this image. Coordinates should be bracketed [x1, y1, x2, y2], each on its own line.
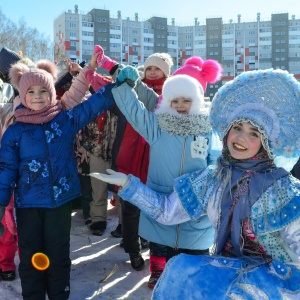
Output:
[1, 203, 152, 300]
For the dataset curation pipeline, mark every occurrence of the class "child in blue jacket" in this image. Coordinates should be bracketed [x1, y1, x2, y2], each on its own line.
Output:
[0, 59, 114, 299]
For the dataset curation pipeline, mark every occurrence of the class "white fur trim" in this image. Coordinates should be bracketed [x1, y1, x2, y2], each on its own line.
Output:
[157, 75, 205, 115]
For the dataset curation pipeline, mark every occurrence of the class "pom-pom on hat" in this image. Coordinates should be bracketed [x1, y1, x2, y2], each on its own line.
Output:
[9, 59, 58, 107]
[157, 74, 205, 115]
[144, 53, 173, 78]
[0, 47, 22, 79]
[173, 56, 222, 92]
[210, 69, 300, 160]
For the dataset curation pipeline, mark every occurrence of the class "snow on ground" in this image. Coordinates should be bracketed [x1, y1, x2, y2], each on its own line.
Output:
[0, 203, 152, 300]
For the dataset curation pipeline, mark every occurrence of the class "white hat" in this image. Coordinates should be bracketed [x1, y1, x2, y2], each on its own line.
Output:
[156, 74, 205, 115]
[144, 53, 173, 77]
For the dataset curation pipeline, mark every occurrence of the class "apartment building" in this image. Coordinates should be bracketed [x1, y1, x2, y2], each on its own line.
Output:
[54, 6, 300, 99]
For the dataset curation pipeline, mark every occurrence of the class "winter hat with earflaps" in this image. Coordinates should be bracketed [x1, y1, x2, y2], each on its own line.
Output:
[210, 68, 300, 169]
[144, 53, 173, 78]
[173, 56, 222, 92]
[0, 47, 22, 80]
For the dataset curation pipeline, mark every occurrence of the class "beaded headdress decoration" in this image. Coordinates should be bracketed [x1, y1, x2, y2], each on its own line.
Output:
[210, 69, 300, 164]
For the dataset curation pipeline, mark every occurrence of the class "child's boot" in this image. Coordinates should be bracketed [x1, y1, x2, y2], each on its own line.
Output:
[148, 255, 166, 289]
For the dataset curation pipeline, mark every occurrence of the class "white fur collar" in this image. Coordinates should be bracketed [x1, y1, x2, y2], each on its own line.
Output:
[156, 113, 212, 136]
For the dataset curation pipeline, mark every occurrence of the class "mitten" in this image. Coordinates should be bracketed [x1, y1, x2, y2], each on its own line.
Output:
[0, 205, 5, 237]
[90, 169, 128, 187]
[94, 45, 118, 73]
[85, 69, 111, 91]
[116, 66, 139, 87]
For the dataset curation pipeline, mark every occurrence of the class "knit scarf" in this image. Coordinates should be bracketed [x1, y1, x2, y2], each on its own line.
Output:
[143, 77, 166, 95]
[215, 145, 289, 257]
[14, 102, 63, 124]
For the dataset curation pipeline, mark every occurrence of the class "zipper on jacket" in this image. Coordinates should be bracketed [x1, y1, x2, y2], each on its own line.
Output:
[174, 137, 187, 250]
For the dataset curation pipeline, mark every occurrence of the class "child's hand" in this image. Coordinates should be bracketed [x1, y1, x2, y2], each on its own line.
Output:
[94, 45, 118, 72]
[89, 51, 100, 71]
[116, 66, 139, 87]
[0, 206, 5, 237]
[69, 61, 82, 75]
[90, 169, 128, 187]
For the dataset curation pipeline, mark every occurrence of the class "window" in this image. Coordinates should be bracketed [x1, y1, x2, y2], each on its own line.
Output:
[82, 31, 93, 37]
[82, 40, 93, 46]
[70, 23, 76, 28]
[70, 41, 76, 47]
[70, 32, 76, 38]
[110, 25, 121, 30]
[82, 22, 93, 27]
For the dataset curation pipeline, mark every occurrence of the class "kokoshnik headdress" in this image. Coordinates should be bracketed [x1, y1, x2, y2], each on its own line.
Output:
[209, 69, 300, 168]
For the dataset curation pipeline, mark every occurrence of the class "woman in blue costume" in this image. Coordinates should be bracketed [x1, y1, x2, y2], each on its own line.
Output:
[91, 68, 300, 299]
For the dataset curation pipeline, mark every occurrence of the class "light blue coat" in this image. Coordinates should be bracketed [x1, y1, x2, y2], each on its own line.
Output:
[112, 83, 221, 249]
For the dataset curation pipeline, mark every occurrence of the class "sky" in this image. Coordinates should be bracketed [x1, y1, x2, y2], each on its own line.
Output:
[1, 0, 300, 41]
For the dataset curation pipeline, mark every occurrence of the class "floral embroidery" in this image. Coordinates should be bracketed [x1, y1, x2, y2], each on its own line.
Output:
[28, 160, 41, 172]
[59, 177, 70, 191]
[53, 186, 62, 199]
[41, 163, 49, 177]
[67, 109, 74, 119]
[45, 131, 55, 143]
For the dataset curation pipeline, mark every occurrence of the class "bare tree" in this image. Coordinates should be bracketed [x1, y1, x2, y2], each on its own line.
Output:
[0, 8, 54, 61]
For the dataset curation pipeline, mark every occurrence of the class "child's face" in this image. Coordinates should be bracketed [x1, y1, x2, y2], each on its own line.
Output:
[145, 66, 165, 80]
[227, 122, 262, 160]
[171, 97, 192, 114]
[25, 85, 51, 111]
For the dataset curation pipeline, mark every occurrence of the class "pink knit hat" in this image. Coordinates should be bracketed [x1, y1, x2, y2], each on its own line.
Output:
[173, 57, 222, 91]
[9, 60, 58, 107]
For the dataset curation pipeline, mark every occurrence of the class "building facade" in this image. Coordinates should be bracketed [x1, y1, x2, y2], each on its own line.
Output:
[54, 6, 300, 99]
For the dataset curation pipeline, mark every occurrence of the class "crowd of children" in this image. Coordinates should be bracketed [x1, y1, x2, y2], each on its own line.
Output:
[1, 44, 300, 299]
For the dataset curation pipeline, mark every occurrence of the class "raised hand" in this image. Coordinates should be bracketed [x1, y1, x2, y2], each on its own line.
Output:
[116, 66, 139, 87]
[94, 45, 118, 72]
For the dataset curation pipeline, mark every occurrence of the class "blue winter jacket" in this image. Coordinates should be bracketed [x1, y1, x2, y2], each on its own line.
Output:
[0, 85, 115, 208]
[112, 83, 221, 250]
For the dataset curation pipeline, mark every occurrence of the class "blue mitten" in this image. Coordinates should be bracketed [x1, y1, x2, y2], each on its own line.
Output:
[116, 66, 139, 87]
[0, 206, 5, 237]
